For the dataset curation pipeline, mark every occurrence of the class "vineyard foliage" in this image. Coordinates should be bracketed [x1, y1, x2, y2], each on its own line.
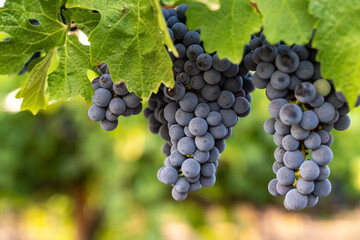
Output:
[0, 0, 359, 114]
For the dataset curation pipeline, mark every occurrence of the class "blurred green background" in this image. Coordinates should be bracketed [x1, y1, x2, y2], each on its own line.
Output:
[0, 73, 360, 240]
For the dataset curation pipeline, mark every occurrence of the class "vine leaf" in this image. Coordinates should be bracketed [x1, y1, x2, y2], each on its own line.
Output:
[254, 0, 317, 45]
[186, 0, 261, 63]
[67, 0, 177, 101]
[309, 0, 360, 108]
[0, 0, 67, 75]
[16, 49, 56, 115]
[68, 7, 101, 35]
[47, 34, 95, 103]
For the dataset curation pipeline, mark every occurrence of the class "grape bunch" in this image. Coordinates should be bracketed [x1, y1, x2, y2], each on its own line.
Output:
[88, 63, 143, 131]
[145, 4, 254, 201]
[243, 32, 354, 210]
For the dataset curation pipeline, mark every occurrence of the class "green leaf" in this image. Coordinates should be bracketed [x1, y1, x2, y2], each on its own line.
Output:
[0, 0, 68, 75]
[254, 0, 317, 45]
[68, 7, 101, 35]
[186, 0, 261, 63]
[47, 34, 95, 102]
[309, 0, 360, 108]
[16, 48, 56, 115]
[67, 0, 176, 101]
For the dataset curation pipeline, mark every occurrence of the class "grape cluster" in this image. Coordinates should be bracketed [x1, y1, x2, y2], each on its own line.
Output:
[88, 64, 143, 131]
[145, 5, 254, 201]
[244, 32, 353, 210]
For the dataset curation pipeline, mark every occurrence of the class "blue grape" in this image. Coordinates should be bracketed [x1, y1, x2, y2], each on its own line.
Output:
[268, 179, 280, 196]
[91, 77, 101, 90]
[274, 147, 286, 163]
[251, 72, 268, 89]
[296, 178, 314, 195]
[193, 149, 210, 163]
[295, 60, 314, 80]
[316, 165, 330, 180]
[164, 102, 179, 123]
[179, 92, 198, 112]
[109, 98, 126, 115]
[176, 72, 190, 85]
[300, 110, 319, 130]
[172, 22, 187, 40]
[166, 16, 179, 27]
[276, 167, 295, 185]
[275, 49, 300, 73]
[195, 132, 215, 151]
[264, 117, 276, 135]
[291, 124, 310, 140]
[196, 53, 212, 71]
[175, 43, 187, 58]
[176, 3, 189, 21]
[268, 98, 288, 119]
[160, 166, 178, 185]
[295, 82, 317, 103]
[212, 54, 231, 72]
[233, 98, 251, 117]
[311, 145, 333, 166]
[170, 150, 186, 166]
[99, 74, 113, 89]
[288, 74, 302, 91]
[204, 68, 221, 84]
[183, 31, 200, 46]
[189, 117, 208, 136]
[217, 90, 235, 109]
[186, 44, 204, 60]
[292, 45, 309, 60]
[201, 163, 216, 177]
[210, 124, 228, 139]
[285, 189, 308, 211]
[175, 108, 194, 126]
[174, 178, 190, 193]
[334, 115, 351, 131]
[194, 103, 210, 118]
[279, 103, 303, 126]
[105, 109, 119, 121]
[222, 64, 239, 77]
[283, 150, 304, 169]
[164, 81, 185, 101]
[201, 84, 221, 101]
[169, 124, 185, 141]
[181, 158, 201, 178]
[190, 74, 205, 90]
[274, 120, 290, 135]
[92, 88, 112, 107]
[220, 109, 238, 128]
[223, 76, 243, 93]
[270, 71, 290, 90]
[113, 81, 129, 96]
[307, 194, 319, 207]
[200, 174, 216, 187]
[259, 43, 278, 62]
[100, 119, 118, 131]
[178, 137, 196, 155]
[282, 135, 299, 151]
[273, 162, 285, 174]
[172, 188, 188, 201]
[266, 83, 288, 100]
[257, 62, 275, 79]
[88, 105, 106, 122]
[123, 92, 141, 108]
[313, 179, 331, 197]
[304, 132, 321, 150]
